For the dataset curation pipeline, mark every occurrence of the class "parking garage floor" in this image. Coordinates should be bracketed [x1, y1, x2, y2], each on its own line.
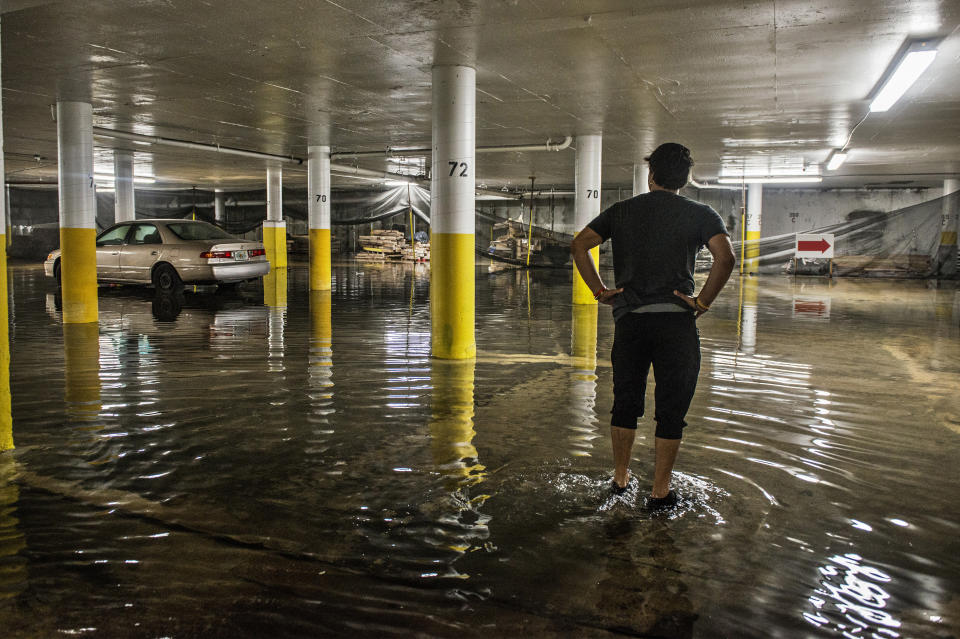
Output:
[1, 260, 959, 638]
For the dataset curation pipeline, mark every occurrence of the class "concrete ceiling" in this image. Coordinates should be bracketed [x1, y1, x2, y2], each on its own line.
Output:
[2, 0, 958, 192]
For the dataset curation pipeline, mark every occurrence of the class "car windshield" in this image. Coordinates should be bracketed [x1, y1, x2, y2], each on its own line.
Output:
[166, 222, 236, 241]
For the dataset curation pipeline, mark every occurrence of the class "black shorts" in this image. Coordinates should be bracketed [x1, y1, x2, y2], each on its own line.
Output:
[610, 312, 701, 439]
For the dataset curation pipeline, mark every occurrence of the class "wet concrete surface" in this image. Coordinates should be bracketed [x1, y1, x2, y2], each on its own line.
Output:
[1, 259, 959, 637]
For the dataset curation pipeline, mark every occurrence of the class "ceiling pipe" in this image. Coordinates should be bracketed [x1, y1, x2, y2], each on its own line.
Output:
[689, 177, 743, 191]
[93, 126, 522, 199]
[93, 127, 305, 165]
[331, 136, 573, 159]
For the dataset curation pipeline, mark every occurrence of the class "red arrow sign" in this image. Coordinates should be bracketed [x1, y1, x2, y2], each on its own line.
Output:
[797, 238, 831, 253]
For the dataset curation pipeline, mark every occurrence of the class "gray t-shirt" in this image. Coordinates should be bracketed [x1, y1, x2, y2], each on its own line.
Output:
[587, 191, 728, 320]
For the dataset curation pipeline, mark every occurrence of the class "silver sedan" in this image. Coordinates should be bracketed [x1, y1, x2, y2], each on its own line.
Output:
[44, 219, 270, 291]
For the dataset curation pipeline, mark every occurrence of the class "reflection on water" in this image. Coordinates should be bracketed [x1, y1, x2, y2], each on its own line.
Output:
[63, 323, 101, 422]
[568, 304, 600, 457]
[2, 262, 959, 637]
[0, 456, 26, 601]
[806, 553, 902, 636]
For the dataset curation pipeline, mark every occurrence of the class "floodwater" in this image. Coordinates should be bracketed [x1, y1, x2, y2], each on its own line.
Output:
[1, 259, 959, 638]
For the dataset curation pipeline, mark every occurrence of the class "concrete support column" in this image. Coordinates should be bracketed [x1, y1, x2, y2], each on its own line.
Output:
[0, 21, 11, 451]
[745, 183, 763, 274]
[308, 145, 332, 290]
[633, 163, 649, 196]
[214, 189, 225, 224]
[263, 163, 287, 268]
[573, 134, 602, 305]
[57, 101, 98, 324]
[937, 178, 959, 277]
[430, 65, 475, 359]
[114, 149, 135, 222]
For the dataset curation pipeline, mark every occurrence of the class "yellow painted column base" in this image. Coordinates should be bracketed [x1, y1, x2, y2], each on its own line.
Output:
[744, 230, 761, 273]
[572, 246, 600, 305]
[59, 227, 99, 324]
[309, 228, 332, 290]
[431, 233, 475, 359]
[263, 223, 288, 269]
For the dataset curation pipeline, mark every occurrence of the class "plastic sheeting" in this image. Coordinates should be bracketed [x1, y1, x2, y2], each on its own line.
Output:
[733, 190, 958, 278]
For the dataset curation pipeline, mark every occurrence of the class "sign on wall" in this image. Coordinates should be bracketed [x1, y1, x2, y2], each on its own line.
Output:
[795, 233, 835, 259]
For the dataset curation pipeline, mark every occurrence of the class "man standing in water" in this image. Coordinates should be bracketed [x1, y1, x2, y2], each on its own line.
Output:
[571, 143, 736, 508]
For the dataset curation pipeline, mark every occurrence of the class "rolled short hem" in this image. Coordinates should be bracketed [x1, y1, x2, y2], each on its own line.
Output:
[610, 414, 639, 430]
[654, 421, 686, 440]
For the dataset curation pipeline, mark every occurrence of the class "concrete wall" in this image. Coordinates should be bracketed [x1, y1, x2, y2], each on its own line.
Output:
[694, 187, 936, 239]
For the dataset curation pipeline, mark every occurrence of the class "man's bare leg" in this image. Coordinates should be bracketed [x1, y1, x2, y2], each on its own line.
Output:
[611, 426, 636, 488]
[652, 437, 681, 498]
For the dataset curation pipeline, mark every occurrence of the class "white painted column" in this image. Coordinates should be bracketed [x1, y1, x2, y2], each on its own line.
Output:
[573, 134, 602, 304]
[938, 177, 959, 277]
[633, 163, 649, 196]
[113, 149, 135, 222]
[308, 145, 332, 290]
[57, 101, 98, 323]
[430, 65, 475, 359]
[745, 183, 763, 274]
[214, 189, 225, 223]
[263, 162, 287, 268]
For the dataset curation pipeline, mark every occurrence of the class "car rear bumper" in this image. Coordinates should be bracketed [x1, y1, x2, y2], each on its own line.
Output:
[210, 261, 270, 282]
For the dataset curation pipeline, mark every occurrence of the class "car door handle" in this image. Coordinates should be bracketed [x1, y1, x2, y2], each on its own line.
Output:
[151, 251, 159, 256]
[111, 252, 120, 255]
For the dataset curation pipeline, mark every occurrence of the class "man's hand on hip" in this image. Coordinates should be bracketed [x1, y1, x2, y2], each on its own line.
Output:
[598, 288, 623, 305]
[673, 290, 707, 317]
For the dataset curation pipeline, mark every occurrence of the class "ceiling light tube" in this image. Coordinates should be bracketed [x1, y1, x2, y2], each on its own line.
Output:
[717, 177, 823, 185]
[869, 40, 939, 113]
[825, 150, 848, 171]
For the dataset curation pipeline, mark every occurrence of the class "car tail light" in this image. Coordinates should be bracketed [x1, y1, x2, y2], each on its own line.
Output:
[200, 250, 233, 258]
[249, 248, 266, 257]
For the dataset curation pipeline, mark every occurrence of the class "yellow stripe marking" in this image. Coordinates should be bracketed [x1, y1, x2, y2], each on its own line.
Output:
[310, 228, 332, 290]
[59, 227, 99, 324]
[572, 246, 600, 305]
[431, 233, 475, 359]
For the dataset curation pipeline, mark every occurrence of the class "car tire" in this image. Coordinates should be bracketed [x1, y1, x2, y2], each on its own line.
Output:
[54, 260, 62, 288]
[152, 263, 182, 292]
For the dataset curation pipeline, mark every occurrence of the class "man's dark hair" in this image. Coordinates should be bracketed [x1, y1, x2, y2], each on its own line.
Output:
[644, 143, 694, 190]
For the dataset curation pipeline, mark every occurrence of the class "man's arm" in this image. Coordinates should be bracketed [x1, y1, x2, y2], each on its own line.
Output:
[674, 233, 736, 316]
[570, 227, 622, 304]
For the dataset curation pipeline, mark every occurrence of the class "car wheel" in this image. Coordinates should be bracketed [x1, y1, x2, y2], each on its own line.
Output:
[53, 259, 63, 289]
[152, 263, 182, 292]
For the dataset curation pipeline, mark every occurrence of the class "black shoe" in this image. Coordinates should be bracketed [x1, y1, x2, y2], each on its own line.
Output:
[646, 490, 678, 510]
[609, 478, 632, 495]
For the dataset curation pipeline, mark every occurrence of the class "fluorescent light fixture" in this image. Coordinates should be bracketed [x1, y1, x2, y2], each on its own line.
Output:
[869, 40, 939, 112]
[383, 179, 411, 186]
[825, 150, 848, 171]
[94, 173, 156, 184]
[717, 176, 823, 185]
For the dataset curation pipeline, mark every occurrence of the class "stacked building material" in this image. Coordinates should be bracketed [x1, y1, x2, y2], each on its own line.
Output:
[357, 229, 430, 262]
[402, 242, 430, 262]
